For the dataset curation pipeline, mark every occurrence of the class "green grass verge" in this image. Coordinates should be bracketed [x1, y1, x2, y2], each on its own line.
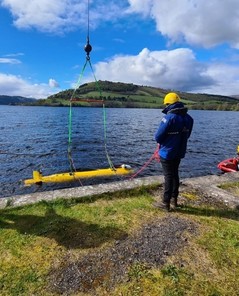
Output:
[218, 181, 239, 197]
[0, 185, 239, 295]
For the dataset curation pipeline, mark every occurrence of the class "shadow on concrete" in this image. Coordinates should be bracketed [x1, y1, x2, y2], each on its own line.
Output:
[0, 206, 128, 249]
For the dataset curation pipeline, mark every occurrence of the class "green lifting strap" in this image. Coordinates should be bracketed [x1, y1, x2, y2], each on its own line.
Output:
[67, 58, 88, 173]
[67, 56, 115, 174]
[67, 0, 115, 174]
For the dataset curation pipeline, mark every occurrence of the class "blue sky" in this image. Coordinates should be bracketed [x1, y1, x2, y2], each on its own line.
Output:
[1, 0, 239, 99]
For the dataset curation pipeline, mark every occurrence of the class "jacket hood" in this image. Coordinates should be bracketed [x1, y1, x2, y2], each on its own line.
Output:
[162, 102, 188, 115]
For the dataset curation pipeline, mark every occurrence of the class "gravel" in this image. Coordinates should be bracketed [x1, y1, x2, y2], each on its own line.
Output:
[49, 215, 198, 295]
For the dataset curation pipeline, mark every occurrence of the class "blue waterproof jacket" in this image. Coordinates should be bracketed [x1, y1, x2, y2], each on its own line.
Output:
[155, 102, 193, 160]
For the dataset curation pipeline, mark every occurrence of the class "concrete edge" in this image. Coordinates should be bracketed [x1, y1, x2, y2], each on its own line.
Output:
[0, 173, 238, 209]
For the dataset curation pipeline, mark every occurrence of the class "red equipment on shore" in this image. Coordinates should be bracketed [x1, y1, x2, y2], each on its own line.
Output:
[217, 145, 239, 173]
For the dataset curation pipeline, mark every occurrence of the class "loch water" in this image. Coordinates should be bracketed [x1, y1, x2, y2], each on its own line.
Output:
[0, 105, 238, 198]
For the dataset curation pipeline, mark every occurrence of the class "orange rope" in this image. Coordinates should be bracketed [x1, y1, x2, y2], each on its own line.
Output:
[130, 145, 160, 179]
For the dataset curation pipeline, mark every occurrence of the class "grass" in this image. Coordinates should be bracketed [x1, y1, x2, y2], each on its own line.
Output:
[0, 184, 239, 295]
[218, 181, 239, 197]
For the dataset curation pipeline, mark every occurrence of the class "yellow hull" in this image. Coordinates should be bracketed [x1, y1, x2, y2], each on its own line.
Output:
[24, 165, 133, 186]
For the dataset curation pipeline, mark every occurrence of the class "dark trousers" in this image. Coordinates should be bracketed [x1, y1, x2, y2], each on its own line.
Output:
[160, 157, 181, 203]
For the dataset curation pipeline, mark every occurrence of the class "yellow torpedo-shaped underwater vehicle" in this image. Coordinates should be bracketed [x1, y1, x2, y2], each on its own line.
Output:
[24, 164, 133, 186]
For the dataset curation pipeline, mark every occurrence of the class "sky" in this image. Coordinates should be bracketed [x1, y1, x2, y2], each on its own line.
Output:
[1, 0, 239, 99]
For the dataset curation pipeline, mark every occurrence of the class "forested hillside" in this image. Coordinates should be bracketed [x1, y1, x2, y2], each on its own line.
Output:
[39, 81, 239, 110]
[2, 81, 239, 110]
[0, 95, 36, 105]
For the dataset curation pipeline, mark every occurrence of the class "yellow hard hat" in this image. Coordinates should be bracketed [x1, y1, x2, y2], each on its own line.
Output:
[164, 92, 180, 105]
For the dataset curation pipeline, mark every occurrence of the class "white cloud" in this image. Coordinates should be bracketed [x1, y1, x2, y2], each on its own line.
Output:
[127, 0, 239, 48]
[2, 0, 239, 48]
[4, 52, 24, 57]
[192, 63, 239, 95]
[0, 73, 57, 99]
[49, 78, 59, 88]
[0, 0, 127, 34]
[0, 58, 21, 64]
[2, 48, 239, 98]
[86, 48, 239, 96]
[126, 0, 153, 16]
[92, 48, 212, 90]
[2, 0, 239, 97]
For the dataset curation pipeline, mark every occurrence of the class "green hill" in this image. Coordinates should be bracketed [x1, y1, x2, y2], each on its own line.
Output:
[30, 81, 239, 110]
[0, 95, 36, 105]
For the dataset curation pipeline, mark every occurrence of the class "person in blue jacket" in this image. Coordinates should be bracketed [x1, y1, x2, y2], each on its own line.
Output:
[154, 92, 194, 211]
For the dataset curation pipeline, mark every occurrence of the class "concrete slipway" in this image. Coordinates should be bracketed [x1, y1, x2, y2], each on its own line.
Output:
[0, 172, 238, 210]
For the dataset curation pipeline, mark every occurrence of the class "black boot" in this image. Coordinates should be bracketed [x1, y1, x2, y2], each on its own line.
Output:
[153, 201, 170, 212]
